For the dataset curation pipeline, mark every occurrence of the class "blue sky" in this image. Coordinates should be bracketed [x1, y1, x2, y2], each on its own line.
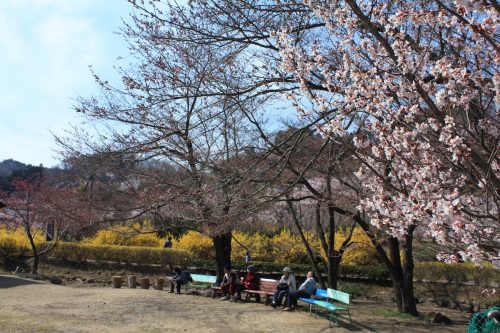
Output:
[0, 0, 133, 167]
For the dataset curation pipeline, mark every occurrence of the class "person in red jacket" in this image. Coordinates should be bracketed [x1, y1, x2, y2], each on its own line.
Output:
[237, 265, 260, 302]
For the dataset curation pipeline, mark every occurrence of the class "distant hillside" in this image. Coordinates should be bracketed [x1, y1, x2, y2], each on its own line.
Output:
[0, 159, 43, 178]
[0, 159, 45, 191]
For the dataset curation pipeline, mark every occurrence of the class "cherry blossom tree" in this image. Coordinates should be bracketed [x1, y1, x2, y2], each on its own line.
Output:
[276, 0, 498, 263]
[0, 177, 88, 275]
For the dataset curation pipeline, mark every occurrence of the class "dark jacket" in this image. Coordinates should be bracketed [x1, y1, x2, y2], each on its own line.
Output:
[173, 271, 191, 283]
[221, 270, 240, 285]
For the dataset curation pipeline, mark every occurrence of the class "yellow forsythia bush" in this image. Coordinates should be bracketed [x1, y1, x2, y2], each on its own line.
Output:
[333, 228, 378, 266]
[0, 226, 44, 257]
[82, 221, 376, 265]
[48, 242, 192, 266]
[88, 221, 162, 247]
[231, 228, 376, 266]
[173, 231, 214, 260]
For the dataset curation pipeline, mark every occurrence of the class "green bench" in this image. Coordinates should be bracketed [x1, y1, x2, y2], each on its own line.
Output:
[299, 288, 352, 327]
[189, 274, 217, 288]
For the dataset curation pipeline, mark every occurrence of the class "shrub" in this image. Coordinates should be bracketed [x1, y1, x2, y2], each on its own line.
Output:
[47, 242, 192, 267]
[88, 221, 162, 247]
[232, 227, 377, 266]
[414, 262, 499, 286]
[173, 231, 214, 260]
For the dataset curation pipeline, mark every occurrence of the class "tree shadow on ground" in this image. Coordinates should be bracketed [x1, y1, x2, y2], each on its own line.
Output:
[0, 275, 42, 289]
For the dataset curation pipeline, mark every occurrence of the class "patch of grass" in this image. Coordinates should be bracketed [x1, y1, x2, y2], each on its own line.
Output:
[373, 308, 415, 320]
[338, 282, 363, 298]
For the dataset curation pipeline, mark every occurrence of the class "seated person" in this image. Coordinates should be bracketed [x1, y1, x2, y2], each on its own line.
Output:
[237, 265, 260, 302]
[169, 266, 191, 294]
[283, 271, 316, 311]
[271, 267, 296, 308]
[220, 264, 240, 301]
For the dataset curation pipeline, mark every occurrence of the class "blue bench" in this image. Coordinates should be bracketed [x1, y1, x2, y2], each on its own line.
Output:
[299, 288, 352, 327]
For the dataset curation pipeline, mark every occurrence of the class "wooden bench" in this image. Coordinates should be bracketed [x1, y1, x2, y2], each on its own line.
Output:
[299, 288, 351, 327]
[244, 278, 279, 305]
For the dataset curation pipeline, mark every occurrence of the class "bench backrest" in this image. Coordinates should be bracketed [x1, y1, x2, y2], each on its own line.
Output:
[258, 278, 279, 292]
[191, 274, 217, 284]
[327, 288, 350, 304]
[315, 288, 328, 298]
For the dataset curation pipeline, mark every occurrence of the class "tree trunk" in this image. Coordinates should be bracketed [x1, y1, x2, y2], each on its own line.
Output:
[213, 232, 232, 284]
[327, 204, 338, 289]
[357, 216, 418, 315]
[388, 234, 418, 316]
[26, 227, 39, 275]
[286, 199, 326, 289]
[402, 226, 418, 316]
[388, 237, 404, 312]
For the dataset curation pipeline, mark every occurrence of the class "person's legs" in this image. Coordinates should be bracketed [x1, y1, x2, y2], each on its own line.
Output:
[286, 291, 296, 308]
[170, 281, 175, 293]
[292, 290, 309, 308]
[277, 290, 287, 306]
[221, 284, 230, 295]
[175, 280, 182, 293]
[220, 284, 231, 300]
[229, 283, 236, 296]
[273, 289, 281, 304]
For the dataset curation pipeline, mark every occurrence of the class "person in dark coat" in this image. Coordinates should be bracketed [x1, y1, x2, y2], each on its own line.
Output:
[169, 266, 191, 294]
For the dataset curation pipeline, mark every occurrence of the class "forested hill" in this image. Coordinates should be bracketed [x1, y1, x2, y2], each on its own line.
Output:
[0, 159, 43, 178]
[0, 159, 44, 191]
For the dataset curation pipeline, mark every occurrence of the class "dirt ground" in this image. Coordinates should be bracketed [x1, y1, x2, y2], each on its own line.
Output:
[0, 274, 470, 333]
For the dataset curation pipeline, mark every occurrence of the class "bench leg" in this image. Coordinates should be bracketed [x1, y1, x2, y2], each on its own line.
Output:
[264, 295, 271, 305]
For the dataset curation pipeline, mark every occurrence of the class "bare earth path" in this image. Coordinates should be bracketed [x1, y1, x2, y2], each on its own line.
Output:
[0, 275, 468, 333]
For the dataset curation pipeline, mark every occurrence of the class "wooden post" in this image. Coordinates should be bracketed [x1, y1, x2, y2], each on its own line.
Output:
[156, 278, 165, 290]
[128, 275, 137, 288]
[112, 276, 122, 288]
[140, 277, 150, 289]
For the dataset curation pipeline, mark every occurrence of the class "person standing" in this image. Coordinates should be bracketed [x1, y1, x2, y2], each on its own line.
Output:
[163, 236, 173, 248]
[283, 271, 316, 311]
[244, 251, 252, 263]
[270, 267, 296, 308]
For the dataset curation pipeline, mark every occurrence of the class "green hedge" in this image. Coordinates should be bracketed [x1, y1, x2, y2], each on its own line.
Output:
[46, 242, 192, 267]
[192, 259, 390, 280]
[192, 259, 498, 286]
[414, 262, 499, 286]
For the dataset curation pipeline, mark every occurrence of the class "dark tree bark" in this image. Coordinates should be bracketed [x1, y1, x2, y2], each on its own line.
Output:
[286, 198, 326, 289]
[213, 232, 232, 284]
[327, 204, 338, 289]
